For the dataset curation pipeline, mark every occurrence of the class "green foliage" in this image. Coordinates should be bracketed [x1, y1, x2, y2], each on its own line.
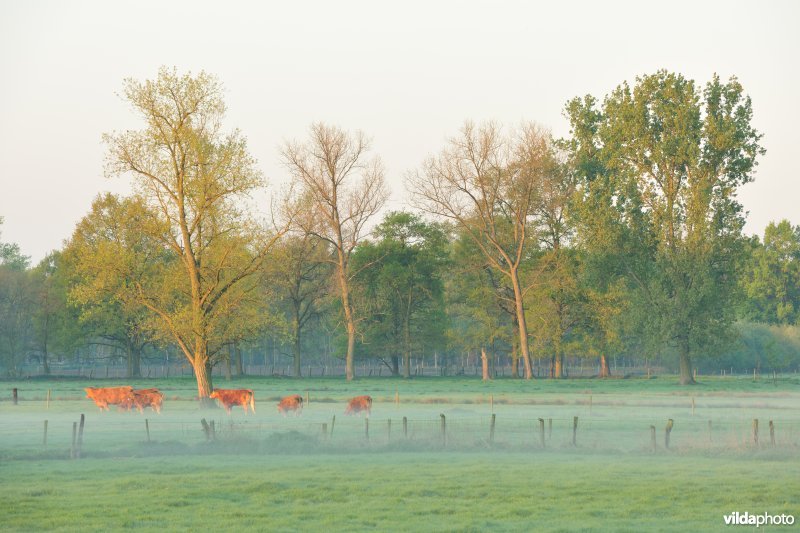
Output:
[351, 212, 449, 375]
[740, 220, 800, 324]
[103, 67, 283, 393]
[27, 251, 84, 373]
[0, 217, 30, 271]
[444, 229, 512, 360]
[62, 193, 167, 376]
[565, 71, 764, 383]
[701, 321, 800, 373]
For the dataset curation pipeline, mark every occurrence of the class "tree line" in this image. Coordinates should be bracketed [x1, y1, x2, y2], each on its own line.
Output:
[1, 68, 797, 397]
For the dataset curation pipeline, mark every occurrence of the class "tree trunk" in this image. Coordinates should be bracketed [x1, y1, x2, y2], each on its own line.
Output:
[345, 320, 356, 381]
[42, 350, 50, 375]
[391, 355, 399, 376]
[598, 354, 610, 378]
[127, 341, 142, 378]
[480, 347, 490, 381]
[191, 341, 214, 404]
[510, 267, 533, 379]
[293, 326, 302, 378]
[553, 349, 563, 379]
[224, 347, 232, 380]
[511, 326, 520, 379]
[336, 261, 356, 381]
[402, 311, 411, 379]
[234, 341, 244, 376]
[679, 342, 695, 385]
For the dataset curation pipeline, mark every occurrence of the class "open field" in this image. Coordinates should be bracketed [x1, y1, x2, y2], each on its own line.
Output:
[1, 376, 799, 531]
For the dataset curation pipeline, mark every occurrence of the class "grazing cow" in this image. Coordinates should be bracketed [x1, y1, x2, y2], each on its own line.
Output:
[276, 394, 304, 416]
[84, 386, 134, 411]
[127, 388, 164, 414]
[209, 389, 255, 414]
[344, 395, 372, 416]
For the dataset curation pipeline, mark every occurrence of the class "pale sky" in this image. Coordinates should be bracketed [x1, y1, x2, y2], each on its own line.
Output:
[1, 0, 798, 263]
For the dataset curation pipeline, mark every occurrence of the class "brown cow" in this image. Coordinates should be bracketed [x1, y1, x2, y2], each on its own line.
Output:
[276, 394, 303, 416]
[85, 386, 134, 411]
[209, 389, 255, 414]
[344, 395, 372, 416]
[125, 388, 164, 414]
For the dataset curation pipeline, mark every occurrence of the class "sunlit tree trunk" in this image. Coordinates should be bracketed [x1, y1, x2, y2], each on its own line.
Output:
[510, 267, 533, 379]
[598, 354, 610, 378]
[336, 259, 357, 381]
[551, 340, 564, 379]
[679, 341, 695, 385]
[480, 347, 490, 381]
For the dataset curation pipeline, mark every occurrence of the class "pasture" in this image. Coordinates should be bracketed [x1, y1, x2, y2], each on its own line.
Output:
[1, 376, 799, 531]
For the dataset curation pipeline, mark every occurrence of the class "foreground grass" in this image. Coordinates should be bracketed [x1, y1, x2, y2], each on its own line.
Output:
[1, 453, 797, 532]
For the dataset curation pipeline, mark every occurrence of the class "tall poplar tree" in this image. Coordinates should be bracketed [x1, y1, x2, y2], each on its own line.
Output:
[566, 71, 764, 384]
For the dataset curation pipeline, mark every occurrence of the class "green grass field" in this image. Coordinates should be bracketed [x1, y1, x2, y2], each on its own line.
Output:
[1, 376, 799, 531]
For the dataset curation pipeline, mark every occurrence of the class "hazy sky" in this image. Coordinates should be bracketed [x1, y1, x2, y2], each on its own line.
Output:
[1, 0, 798, 263]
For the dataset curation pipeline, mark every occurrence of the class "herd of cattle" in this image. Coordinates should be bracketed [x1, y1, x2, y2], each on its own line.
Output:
[84, 386, 373, 416]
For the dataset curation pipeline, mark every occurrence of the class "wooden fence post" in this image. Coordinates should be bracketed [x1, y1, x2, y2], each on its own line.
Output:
[395, 388, 399, 407]
[752, 419, 758, 447]
[403, 416, 408, 438]
[388, 419, 392, 442]
[572, 416, 578, 446]
[691, 397, 695, 417]
[46, 389, 51, 409]
[548, 418, 552, 440]
[43, 420, 48, 446]
[71, 422, 77, 459]
[489, 414, 496, 445]
[305, 391, 310, 406]
[330, 415, 336, 439]
[490, 394, 494, 413]
[209, 420, 216, 440]
[145, 419, 151, 443]
[769, 420, 775, 446]
[365, 418, 369, 442]
[77, 414, 85, 458]
[665, 419, 673, 449]
[650, 425, 656, 453]
[201, 418, 211, 440]
[440, 414, 446, 447]
[12, 388, 18, 405]
[538, 418, 545, 448]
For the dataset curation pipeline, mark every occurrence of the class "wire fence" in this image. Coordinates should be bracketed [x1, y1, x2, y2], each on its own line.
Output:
[2, 408, 799, 458]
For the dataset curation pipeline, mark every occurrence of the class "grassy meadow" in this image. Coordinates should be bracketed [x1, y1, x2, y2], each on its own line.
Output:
[1, 375, 799, 531]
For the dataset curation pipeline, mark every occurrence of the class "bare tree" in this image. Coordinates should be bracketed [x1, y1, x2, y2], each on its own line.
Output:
[282, 123, 388, 381]
[409, 121, 557, 379]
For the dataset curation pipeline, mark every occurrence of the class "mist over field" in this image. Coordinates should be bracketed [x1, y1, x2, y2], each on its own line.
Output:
[1, 377, 798, 531]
